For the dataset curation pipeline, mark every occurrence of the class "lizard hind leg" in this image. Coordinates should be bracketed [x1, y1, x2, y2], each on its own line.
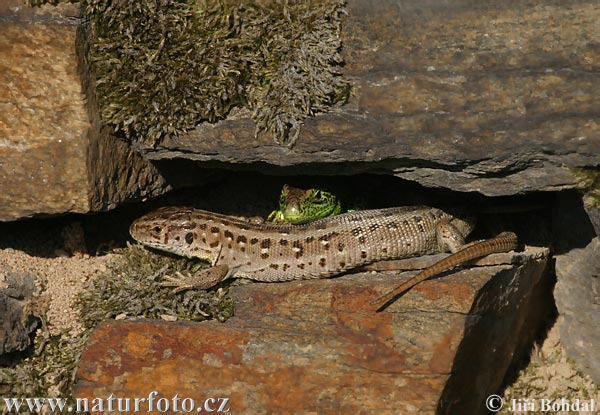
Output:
[436, 220, 468, 253]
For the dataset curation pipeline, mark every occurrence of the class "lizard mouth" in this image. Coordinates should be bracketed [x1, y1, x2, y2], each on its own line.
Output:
[134, 239, 196, 259]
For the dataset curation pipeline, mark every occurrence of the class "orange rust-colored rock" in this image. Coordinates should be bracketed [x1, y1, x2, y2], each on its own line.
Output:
[75, 247, 549, 414]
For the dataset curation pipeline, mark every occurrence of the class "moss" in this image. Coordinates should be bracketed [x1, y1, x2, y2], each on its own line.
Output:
[569, 167, 600, 209]
[76, 243, 234, 326]
[0, 323, 88, 407]
[30, 0, 350, 147]
[244, 1, 350, 145]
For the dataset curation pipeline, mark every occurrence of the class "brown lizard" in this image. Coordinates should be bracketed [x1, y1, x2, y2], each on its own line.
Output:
[129, 206, 517, 308]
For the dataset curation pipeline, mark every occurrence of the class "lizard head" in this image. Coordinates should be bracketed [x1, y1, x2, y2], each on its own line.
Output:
[275, 184, 343, 224]
[129, 206, 214, 262]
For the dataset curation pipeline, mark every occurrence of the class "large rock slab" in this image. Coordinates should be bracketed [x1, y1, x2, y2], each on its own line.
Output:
[75, 247, 549, 414]
[137, 0, 600, 196]
[0, 1, 169, 222]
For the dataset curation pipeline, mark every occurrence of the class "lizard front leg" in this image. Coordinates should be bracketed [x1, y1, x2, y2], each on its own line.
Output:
[436, 219, 469, 253]
[162, 264, 230, 292]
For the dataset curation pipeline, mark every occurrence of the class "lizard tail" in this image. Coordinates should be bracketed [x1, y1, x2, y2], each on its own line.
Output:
[371, 232, 518, 311]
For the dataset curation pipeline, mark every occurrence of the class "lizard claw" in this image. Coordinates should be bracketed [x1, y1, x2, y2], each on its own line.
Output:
[162, 271, 196, 293]
[161, 264, 230, 292]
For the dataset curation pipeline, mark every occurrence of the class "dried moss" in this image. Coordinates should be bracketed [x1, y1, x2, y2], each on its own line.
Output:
[244, 1, 350, 145]
[30, 0, 349, 147]
[77, 243, 234, 326]
[0, 323, 88, 412]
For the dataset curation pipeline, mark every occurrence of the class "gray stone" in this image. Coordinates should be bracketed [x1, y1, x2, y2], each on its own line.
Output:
[1, 0, 599, 394]
[549, 192, 600, 384]
[555, 237, 600, 384]
[2, 0, 599, 222]
[0, 270, 37, 355]
[583, 203, 600, 236]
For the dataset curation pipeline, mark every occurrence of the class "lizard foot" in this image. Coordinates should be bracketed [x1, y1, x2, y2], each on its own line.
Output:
[162, 264, 229, 292]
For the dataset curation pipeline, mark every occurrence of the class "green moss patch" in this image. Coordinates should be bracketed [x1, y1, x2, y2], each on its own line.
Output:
[570, 167, 600, 209]
[30, 0, 350, 147]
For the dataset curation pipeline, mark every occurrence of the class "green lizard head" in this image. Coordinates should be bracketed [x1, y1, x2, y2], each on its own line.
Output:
[268, 184, 343, 224]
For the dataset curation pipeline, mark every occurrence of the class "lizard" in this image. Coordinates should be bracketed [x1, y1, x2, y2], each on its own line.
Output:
[129, 206, 517, 306]
[267, 184, 344, 224]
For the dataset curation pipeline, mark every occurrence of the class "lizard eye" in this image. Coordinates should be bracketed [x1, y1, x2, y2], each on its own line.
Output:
[185, 232, 194, 244]
[312, 190, 329, 205]
[152, 226, 162, 234]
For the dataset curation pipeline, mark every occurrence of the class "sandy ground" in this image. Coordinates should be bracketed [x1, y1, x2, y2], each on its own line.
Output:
[1, 247, 113, 336]
[501, 320, 600, 414]
[0, 217, 123, 337]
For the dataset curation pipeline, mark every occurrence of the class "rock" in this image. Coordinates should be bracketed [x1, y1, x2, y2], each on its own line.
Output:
[552, 192, 600, 384]
[2, 0, 598, 221]
[0, 0, 170, 221]
[555, 238, 600, 384]
[583, 202, 600, 236]
[135, 0, 600, 196]
[0, 269, 37, 358]
[75, 247, 549, 414]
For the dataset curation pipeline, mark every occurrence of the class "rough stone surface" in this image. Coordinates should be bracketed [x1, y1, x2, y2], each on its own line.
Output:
[0, 1, 170, 221]
[583, 203, 600, 236]
[76, 23, 171, 213]
[75, 247, 549, 414]
[555, 237, 600, 385]
[551, 192, 600, 384]
[136, 0, 600, 196]
[0, 12, 89, 220]
[0, 268, 37, 357]
[2, 0, 598, 221]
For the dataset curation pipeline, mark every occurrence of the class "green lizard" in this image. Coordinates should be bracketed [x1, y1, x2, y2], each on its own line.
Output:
[267, 184, 347, 224]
